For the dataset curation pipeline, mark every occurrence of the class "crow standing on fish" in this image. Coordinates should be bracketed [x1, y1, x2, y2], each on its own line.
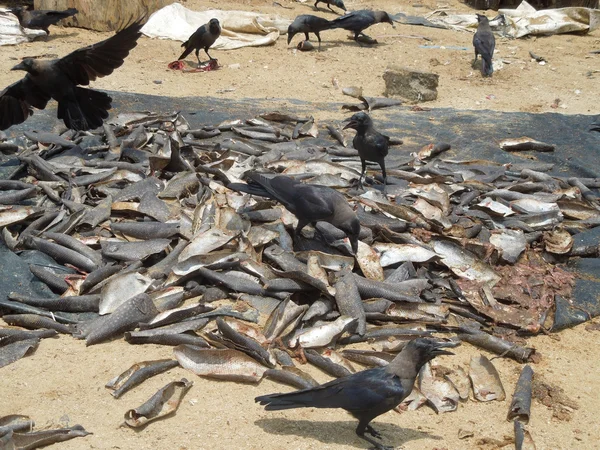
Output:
[314, 0, 346, 14]
[473, 14, 495, 77]
[344, 112, 389, 193]
[9, 6, 78, 35]
[179, 18, 221, 66]
[256, 338, 458, 449]
[0, 19, 144, 131]
[228, 172, 361, 254]
[329, 10, 395, 42]
[287, 15, 332, 49]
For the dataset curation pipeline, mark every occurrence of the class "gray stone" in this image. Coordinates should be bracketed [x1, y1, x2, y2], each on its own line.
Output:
[383, 66, 439, 102]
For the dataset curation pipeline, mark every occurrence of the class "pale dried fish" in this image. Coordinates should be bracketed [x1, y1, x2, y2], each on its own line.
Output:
[123, 378, 193, 428]
[469, 354, 506, 402]
[174, 345, 267, 383]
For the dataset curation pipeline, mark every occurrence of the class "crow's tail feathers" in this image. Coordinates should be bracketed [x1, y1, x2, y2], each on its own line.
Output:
[58, 87, 111, 131]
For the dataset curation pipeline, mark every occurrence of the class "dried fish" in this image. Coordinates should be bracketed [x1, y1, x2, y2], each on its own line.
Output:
[513, 419, 536, 450]
[469, 354, 506, 401]
[444, 366, 471, 401]
[458, 330, 535, 363]
[289, 316, 357, 349]
[508, 365, 534, 423]
[418, 362, 460, 413]
[214, 318, 275, 368]
[304, 349, 353, 378]
[499, 137, 554, 152]
[78, 293, 159, 345]
[263, 367, 319, 389]
[334, 270, 366, 335]
[7, 425, 91, 448]
[123, 378, 193, 428]
[0, 339, 39, 369]
[106, 359, 179, 399]
[174, 345, 267, 383]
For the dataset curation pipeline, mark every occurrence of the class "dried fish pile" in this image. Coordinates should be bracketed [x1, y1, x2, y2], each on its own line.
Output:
[0, 109, 598, 444]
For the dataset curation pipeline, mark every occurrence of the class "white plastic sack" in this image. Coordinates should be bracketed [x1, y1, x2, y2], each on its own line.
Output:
[426, 1, 600, 38]
[0, 10, 47, 46]
[499, 1, 600, 38]
[141, 3, 292, 50]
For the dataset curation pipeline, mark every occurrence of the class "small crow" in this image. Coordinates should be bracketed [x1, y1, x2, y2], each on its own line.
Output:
[314, 0, 346, 14]
[179, 18, 221, 66]
[287, 15, 332, 49]
[344, 112, 389, 193]
[9, 6, 77, 35]
[473, 14, 495, 77]
[329, 10, 395, 42]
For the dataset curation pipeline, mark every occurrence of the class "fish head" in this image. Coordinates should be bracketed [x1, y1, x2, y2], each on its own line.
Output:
[343, 112, 370, 131]
[11, 59, 34, 73]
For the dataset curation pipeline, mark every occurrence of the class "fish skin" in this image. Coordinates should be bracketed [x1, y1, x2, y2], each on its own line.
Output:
[123, 378, 193, 428]
[81, 293, 159, 346]
[9, 293, 100, 313]
[1, 314, 74, 334]
[100, 238, 171, 262]
[334, 270, 366, 335]
[469, 354, 506, 402]
[174, 346, 268, 383]
[28, 236, 97, 272]
[304, 349, 353, 378]
[216, 317, 276, 368]
[106, 359, 179, 399]
[0, 338, 39, 369]
[263, 367, 319, 389]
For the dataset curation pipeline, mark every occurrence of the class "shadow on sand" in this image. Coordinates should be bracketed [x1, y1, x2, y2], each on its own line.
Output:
[255, 417, 441, 448]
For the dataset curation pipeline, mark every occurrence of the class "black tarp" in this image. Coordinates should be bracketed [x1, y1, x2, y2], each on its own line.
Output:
[1, 92, 599, 328]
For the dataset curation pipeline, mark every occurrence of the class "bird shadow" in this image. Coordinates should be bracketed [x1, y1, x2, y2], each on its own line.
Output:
[38, 32, 79, 42]
[255, 417, 441, 448]
[303, 4, 344, 15]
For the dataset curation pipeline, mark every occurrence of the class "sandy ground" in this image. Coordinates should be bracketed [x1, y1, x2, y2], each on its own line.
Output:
[1, 0, 600, 449]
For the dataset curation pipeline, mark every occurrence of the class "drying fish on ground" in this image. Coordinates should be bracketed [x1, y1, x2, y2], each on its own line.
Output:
[0, 105, 597, 445]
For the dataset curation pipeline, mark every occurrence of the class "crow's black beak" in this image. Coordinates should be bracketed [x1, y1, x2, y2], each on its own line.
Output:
[432, 340, 460, 356]
[11, 62, 27, 71]
[343, 120, 358, 130]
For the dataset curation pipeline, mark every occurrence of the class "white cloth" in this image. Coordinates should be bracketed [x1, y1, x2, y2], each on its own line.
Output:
[141, 2, 292, 50]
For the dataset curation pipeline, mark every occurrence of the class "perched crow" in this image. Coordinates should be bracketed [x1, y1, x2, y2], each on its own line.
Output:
[9, 6, 78, 35]
[179, 18, 221, 66]
[344, 112, 389, 193]
[287, 15, 332, 49]
[473, 14, 495, 77]
[228, 172, 360, 254]
[329, 10, 395, 42]
[256, 338, 458, 449]
[0, 19, 144, 131]
[315, 0, 346, 14]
